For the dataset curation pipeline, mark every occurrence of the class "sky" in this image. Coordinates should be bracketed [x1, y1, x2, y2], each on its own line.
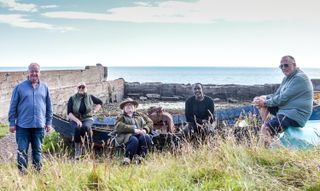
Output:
[0, 0, 320, 68]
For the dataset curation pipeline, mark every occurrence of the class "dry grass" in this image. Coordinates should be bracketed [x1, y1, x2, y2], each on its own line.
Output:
[1, 129, 320, 191]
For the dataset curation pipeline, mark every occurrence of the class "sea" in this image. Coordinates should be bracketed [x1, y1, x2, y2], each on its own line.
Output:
[1, 66, 320, 85]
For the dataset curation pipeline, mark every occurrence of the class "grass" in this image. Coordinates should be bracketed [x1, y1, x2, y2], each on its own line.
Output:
[0, 124, 9, 138]
[0, 132, 319, 191]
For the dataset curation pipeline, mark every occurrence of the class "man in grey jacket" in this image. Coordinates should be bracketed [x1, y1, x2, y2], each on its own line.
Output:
[253, 55, 313, 146]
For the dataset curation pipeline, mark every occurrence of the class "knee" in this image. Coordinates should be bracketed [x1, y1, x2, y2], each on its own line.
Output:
[139, 135, 151, 144]
[128, 136, 139, 146]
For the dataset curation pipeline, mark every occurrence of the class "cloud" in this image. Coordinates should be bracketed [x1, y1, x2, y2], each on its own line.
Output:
[0, 0, 58, 12]
[0, 14, 73, 31]
[40, 5, 59, 9]
[42, 0, 319, 24]
[0, 0, 38, 12]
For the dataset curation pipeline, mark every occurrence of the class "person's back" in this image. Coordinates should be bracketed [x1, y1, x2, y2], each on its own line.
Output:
[147, 107, 175, 133]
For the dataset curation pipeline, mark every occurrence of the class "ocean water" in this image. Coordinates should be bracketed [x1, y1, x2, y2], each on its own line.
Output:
[1, 66, 319, 85]
[107, 67, 320, 85]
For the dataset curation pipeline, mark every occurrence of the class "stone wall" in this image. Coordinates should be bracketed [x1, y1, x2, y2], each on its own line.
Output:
[0, 64, 124, 123]
[125, 79, 320, 102]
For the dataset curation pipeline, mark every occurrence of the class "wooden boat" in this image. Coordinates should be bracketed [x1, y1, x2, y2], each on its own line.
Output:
[279, 105, 320, 149]
[52, 105, 258, 146]
[52, 105, 320, 148]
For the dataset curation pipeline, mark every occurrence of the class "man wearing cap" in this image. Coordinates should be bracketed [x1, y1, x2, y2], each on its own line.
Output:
[253, 55, 313, 146]
[67, 82, 102, 159]
[114, 98, 152, 165]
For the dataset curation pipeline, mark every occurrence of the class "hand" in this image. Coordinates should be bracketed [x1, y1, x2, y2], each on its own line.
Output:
[9, 126, 16, 133]
[45, 125, 52, 132]
[134, 129, 146, 134]
[202, 119, 208, 124]
[76, 120, 82, 127]
[253, 97, 265, 108]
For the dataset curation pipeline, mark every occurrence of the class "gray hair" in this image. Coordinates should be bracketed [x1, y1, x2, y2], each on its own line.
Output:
[28, 63, 40, 71]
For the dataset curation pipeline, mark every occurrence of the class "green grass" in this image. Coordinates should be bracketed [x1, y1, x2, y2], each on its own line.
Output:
[1, 133, 320, 191]
[0, 124, 9, 138]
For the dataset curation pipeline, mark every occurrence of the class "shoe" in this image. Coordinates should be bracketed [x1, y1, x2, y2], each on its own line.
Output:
[74, 143, 81, 160]
[135, 156, 144, 165]
[122, 157, 130, 165]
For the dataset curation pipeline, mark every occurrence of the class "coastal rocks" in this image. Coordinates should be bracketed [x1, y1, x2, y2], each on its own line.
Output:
[125, 82, 280, 102]
[146, 94, 161, 99]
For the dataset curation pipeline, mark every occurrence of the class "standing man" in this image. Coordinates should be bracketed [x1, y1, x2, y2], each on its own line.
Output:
[253, 55, 313, 146]
[8, 63, 53, 173]
[184, 83, 215, 136]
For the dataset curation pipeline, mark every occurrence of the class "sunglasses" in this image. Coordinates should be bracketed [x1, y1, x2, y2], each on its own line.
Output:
[78, 85, 86, 89]
[279, 63, 290, 69]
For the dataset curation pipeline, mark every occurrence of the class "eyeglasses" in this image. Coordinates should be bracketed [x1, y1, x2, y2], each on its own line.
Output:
[279, 63, 290, 69]
[78, 85, 86, 89]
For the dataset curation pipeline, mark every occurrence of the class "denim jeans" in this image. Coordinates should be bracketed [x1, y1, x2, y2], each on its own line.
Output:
[125, 134, 152, 160]
[16, 126, 45, 172]
[70, 119, 93, 143]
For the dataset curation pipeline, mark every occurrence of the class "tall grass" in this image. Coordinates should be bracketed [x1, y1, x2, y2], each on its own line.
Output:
[1, 131, 319, 191]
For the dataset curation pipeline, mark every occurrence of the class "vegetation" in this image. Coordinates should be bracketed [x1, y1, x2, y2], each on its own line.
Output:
[0, 124, 9, 138]
[42, 131, 65, 153]
[0, 131, 319, 191]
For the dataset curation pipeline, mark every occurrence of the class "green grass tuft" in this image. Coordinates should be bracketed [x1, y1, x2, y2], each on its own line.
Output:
[0, 124, 9, 138]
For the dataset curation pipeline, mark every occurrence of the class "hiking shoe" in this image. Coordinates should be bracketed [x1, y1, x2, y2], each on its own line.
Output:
[121, 157, 131, 165]
[135, 156, 144, 165]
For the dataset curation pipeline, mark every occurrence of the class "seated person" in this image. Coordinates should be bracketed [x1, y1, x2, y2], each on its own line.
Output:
[67, 82, 102, 159]
[253, 55, 313, 146]
[147, 106, 175, 133]
[114, 98, 152, 165]
[184, 83, 215, 136]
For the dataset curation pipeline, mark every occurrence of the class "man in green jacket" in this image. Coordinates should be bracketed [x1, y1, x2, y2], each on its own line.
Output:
[253, 55, 313, 146]
[115, 98, 153, 165]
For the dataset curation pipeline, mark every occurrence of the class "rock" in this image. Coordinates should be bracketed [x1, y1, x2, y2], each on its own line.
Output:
[227, 98, 238, 103]
[146, 94, 161, 99]
[213, 98, 222, 102]
[161, 96, 181, 101]
[139, 96, 147, 101]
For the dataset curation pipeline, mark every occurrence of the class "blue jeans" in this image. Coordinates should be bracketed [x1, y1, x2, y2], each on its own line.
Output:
[16, 126, 45, 172]
[125, 134, 152, 160]
[70, 119, 93, 143]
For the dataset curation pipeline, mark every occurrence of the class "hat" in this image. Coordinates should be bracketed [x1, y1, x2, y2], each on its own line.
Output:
[77, 82, 87, 88]
[281, 55, 296, 64]
[119, 98, 138, 109]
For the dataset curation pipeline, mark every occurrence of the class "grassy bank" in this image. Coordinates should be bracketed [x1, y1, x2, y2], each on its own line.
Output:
[1, 135, 319, 191]
[0, 124, 8, 138]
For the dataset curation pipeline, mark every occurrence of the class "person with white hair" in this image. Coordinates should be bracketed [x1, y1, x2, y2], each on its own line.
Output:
[8, 63, 52, 173]
[67, 82, 102, 159]
[253, 55, 313, 146]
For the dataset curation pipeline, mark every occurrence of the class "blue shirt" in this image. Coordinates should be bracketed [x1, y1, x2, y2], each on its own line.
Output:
[8, 80, 53, 128]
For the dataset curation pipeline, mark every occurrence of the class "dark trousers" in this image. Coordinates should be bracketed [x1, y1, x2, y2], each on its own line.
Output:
[70, 119, 93, 143]
[125, 134, 152, 160]
[16, 126, 45, 172]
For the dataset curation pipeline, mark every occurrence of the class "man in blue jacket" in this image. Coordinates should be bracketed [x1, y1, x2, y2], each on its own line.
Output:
[253, 55, 313, 146]
[8, 63, 53, 173]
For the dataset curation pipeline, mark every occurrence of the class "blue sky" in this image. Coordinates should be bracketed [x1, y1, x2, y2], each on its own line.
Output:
[0, 0, 320, 68]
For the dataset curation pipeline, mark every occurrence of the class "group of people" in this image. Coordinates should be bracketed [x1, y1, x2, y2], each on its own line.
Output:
[8, 55, 314, 172]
